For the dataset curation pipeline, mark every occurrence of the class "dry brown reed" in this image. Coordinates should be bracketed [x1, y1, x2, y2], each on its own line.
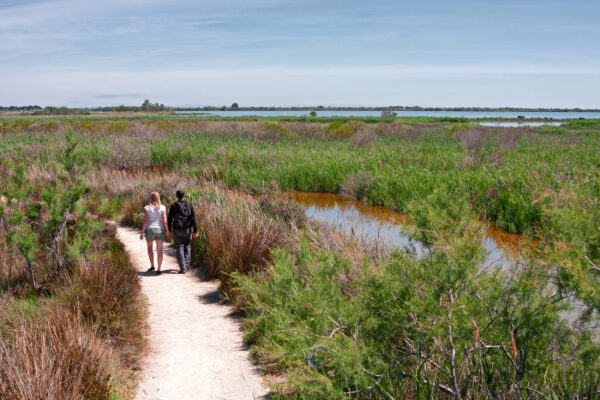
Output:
[258, 196, 308, 228]
[455, 127, 492, 152]
[455, 127, 524, 167]
[0, 199, 22, 287]
[376, 122, 428, 140]
[253, 123, 283, 142]
[3, 118, 366, 143]
[0, 308, 120, 400]
[349, 127, 377, 147]
[192, 187, 286, 295]
[0, 230, 28, 289]
[455, 126, 524, 151]
[281, 122, 327, 139]
[103, 136, 153, 169]
[58, 225, 145, 361]
[487, 128, 523, 166]
[0, 219, 145, 399]
[87, 167, 199, 196]
[340, 171, 373, 200]
[204, 121, 253, 138]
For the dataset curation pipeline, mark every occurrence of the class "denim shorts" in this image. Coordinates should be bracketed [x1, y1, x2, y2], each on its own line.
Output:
[145, 228, 165, 242]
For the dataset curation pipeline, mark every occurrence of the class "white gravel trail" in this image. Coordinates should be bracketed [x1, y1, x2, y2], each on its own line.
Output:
[116, 225, 268, 400]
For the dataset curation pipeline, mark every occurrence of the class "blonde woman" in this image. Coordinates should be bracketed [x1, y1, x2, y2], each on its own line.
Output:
[140, 192, 170, 274]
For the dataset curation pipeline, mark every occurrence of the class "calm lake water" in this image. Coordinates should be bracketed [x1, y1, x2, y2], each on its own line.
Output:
[176, 110, 600, 119]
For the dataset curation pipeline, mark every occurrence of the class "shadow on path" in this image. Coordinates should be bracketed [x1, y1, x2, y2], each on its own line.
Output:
[198, 289, 221, 304]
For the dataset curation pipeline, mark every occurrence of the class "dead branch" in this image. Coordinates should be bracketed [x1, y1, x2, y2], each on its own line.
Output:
[447, 292, 462, 399]
[585, 255, 600, 273]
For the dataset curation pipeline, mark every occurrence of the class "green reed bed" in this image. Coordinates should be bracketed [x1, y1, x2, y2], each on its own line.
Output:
[2, 118, 600, 398]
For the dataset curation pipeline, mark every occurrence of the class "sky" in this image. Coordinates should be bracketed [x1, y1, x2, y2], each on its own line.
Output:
[1, 0, 599, 108]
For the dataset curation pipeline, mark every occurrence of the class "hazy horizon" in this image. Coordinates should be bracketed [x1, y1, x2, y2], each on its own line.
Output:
[1, 0, 599, 108]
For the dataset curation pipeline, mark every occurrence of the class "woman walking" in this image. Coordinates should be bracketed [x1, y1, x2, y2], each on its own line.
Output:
[140, 192, 170, 274]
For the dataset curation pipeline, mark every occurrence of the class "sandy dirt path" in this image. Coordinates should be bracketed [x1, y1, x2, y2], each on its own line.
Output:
[116, 225, 268, 400]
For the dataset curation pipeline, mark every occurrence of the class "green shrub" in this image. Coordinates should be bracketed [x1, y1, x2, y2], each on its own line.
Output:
[325, 120, 366, 138]
[234, 235, 599, 398]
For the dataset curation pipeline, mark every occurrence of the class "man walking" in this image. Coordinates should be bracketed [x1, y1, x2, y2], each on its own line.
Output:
[167, 189, 198, 274]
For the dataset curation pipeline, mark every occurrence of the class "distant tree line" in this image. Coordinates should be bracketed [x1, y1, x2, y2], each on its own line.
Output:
[91, 99, 173, 112]
[32, 107, 90, 115]
[0, 105, 42, 111]
[1, 102, 599, 113]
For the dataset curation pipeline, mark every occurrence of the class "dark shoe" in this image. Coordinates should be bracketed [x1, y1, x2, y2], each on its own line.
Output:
[178, 269, 186, 274]
[147, 266, 155, 272]
[156, 270, 162, 275]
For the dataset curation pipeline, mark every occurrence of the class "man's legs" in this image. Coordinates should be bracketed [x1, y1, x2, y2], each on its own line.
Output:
[184, 235, 192, 270]
[174, 229, 192, 272]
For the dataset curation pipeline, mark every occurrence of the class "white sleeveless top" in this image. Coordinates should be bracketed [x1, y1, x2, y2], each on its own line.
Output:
[144, 204, 166, 229]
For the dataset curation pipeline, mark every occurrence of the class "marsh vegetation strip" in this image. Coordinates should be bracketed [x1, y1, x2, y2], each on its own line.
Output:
[477, 121, 564, 127]
[281, 191, 528, 267]
[116, 226, 267, 400]
[174, 110, 600, 118]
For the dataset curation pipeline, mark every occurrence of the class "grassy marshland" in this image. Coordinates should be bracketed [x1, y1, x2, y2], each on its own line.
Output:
[1, 116, 599, 398]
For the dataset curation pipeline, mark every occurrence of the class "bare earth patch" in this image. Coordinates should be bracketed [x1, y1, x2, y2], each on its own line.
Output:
[116, 226, 268, 400]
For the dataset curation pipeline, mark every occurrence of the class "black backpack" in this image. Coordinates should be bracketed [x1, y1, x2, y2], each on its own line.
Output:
[173, 201, 192, 230]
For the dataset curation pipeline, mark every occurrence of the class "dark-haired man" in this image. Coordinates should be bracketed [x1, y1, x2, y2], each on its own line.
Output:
[167, 189, 198, 274]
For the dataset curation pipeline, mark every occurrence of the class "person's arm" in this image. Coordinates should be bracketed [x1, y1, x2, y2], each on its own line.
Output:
[140, 209, 149, 240]
[162, 209, 170, 236]
[190, 204, 198, 239]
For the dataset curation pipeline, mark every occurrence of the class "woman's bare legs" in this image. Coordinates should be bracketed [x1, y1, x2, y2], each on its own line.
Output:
[146, 240, 155, 269]
[156, 240, 164, 271]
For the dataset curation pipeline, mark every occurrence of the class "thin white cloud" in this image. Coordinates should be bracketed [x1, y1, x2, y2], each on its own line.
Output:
[3, 63, 598, 77]
[1, 64, 598, 107]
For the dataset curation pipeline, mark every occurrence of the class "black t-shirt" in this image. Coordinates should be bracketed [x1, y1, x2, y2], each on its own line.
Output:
[167, 200, 198, 233]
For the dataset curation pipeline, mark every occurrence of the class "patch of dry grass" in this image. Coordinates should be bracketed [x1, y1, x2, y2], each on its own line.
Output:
[192, 187, 286, 296]
[59, 224, 145, 364]
[258, 196, 307, 228]
[376, 122, 429, 140]
[340, 171, 372, 200]
[349, 127, 377, 147]
[0, 221, 145, 399]
[0, 308, 121, 400]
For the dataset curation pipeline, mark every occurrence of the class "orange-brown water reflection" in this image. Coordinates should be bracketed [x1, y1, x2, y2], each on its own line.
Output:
[279, 191, 533, 265]
[282, 192, 411, 225]
[484, 223, 531, 257]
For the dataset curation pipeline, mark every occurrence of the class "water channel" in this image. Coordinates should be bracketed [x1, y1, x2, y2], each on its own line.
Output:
[279, 191, 527, 269]
[278, 192, 600, 330]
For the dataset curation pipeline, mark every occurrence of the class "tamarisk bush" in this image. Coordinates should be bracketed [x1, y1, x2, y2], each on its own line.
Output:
[0, 135, 90, 288]
[232, 188, 600, 398]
